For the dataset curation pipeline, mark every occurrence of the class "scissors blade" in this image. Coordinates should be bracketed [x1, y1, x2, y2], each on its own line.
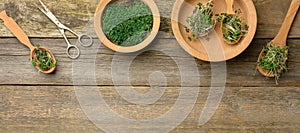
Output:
[38, 0, 50, 12]
[36, 0, 67, 29]
[35, 4, 47, 15]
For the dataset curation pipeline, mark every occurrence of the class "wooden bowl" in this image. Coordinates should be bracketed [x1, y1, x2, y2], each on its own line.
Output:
[94, 0, 160, 53]
[171, 0, 257, 62]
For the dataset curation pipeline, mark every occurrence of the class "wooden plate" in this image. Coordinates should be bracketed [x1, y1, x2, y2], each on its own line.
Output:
[171, 0, 257, 62]
[94, 0, 160, 53]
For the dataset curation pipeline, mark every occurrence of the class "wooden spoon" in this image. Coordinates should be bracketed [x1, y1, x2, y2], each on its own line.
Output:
[0, 11, 56, 74]
[221, 0, 242, 45]
[225, 0, 235, 15]
[257, 0, 300, 77]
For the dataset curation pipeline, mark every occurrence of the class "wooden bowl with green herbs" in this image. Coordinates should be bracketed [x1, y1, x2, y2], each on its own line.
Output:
[94, 0, 160, 53]
[171, 0, 257, 62]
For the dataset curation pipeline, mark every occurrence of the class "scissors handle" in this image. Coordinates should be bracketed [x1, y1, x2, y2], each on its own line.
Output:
[78, 34, 93, 47]
[66, 45, 80, 59]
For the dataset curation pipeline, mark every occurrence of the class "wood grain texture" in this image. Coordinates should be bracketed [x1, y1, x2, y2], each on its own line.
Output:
[0, 0, 299, 38]
[270, 0, 300, 45]
[0, 86, 299, 132]
[0, 38, 300, 87]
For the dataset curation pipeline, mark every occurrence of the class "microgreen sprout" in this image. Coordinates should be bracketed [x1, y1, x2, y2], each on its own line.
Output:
[218, 13, 248, 44]
[185, 0, 215, 41]
[258, 44, 288, 84]
[31, 44, 56, 71]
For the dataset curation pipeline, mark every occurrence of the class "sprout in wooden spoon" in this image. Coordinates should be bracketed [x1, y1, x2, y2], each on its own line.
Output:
[258, 44, 288, 84]
[219, 13, 248, 44]
[185, 0, 215, 41]
[31, 44, 57, 71]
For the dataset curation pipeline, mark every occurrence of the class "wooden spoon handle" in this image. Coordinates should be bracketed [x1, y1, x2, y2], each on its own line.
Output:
[0, 11, 34, 50]
[226, 0, 235, 14]
[272, 0, 300, 46]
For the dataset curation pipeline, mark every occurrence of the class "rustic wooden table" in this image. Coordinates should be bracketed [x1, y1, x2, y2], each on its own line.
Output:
[0, 0, 300, 132]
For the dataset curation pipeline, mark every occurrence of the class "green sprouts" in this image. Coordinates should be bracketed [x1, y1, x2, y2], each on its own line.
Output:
[31, 44, 56, 71]
[258, 44, 288, 84]
[219, 13, 248, 44]
[102, 0, 153, 47]
[185, 0, 215, 41]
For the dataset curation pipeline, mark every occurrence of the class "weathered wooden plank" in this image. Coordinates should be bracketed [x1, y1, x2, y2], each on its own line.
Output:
[0, 86, 299, 132]
[0, 0, 299, 38]
[0, 38, 299, 87]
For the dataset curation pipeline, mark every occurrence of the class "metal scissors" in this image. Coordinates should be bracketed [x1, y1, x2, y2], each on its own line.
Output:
[35, 0, 93, 59]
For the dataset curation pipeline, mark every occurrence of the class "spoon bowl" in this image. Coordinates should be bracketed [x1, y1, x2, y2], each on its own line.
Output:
[220, 14, 243, 45]
[0, 10, 56, 74]
[30, 47, 57, 74]
[221, 0, 243, 45]
[257, 43, 287, 77]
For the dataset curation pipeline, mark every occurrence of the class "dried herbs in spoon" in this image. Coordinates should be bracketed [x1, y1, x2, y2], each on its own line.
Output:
[185, 0, 215, 41]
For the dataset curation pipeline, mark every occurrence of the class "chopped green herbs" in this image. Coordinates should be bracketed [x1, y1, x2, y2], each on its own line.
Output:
[185, 0, 215, 41]
[102, 0, 153, 47]
[219, 13, 248, 44]
[31, 44, 56, 71]
[258, 44, 288, 84]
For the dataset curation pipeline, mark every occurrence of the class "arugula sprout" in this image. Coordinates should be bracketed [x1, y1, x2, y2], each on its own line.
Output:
[185, 0, 215, 41]
[219, 13, 248, 44]
[102, 0, 153, 47]
[258, 44, 288, 84]
[31, 44, 56, 71]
